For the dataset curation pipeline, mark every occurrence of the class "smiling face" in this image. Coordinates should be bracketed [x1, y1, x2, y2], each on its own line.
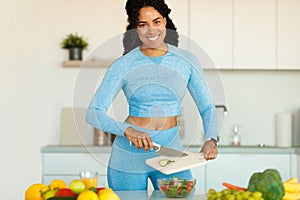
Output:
[137, 6, 167, 52]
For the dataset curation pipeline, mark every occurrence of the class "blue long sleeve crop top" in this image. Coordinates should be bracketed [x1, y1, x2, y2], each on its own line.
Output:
[86, 44, 218, 141]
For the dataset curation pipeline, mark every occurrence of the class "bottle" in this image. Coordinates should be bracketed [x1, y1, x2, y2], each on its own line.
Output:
[177, 109, 185, 140]
[232, 125, 241, 146]
[94, 128, 108, 146]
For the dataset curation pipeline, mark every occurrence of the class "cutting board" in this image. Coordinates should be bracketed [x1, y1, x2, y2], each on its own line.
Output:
[146, 152, 206, 175]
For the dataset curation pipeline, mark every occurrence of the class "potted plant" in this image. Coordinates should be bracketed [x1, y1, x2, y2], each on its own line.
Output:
[61, 33, 88, 60]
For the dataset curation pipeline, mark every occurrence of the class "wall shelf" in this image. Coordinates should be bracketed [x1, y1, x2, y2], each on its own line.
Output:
[62, 60, 111, 68]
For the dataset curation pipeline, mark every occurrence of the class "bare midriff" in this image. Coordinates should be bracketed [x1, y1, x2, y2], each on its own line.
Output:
[125, 116, 177, 130]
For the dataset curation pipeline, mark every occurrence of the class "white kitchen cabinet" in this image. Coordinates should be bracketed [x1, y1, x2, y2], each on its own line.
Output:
[190, 0, 233, 69]
[42, 146, 299, 193]
[191, 166, 206, 193]
[277, 0, 300, 69]
[205, 154, 291, 191]
[41, 151, 205, 191]
[42, 152, 110, 187]
[233, 0, 276, 69]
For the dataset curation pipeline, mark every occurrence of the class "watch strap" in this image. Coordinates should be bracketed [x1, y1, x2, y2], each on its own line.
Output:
[205, 138, 218, 146]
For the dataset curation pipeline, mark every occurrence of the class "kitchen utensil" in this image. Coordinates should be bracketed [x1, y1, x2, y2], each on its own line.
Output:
[146, 152, 206, 175]
[129, 141, 188, 157]
[152, 142, 188, 157]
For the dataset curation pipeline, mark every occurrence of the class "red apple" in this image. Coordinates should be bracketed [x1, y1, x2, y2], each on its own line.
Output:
[96, 187, 106, 193]
[55, 188, 76, 197]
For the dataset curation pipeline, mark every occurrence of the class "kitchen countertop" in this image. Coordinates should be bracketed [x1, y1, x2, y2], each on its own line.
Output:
[41, 145, 300, 154]
[115, 190, 206, 200]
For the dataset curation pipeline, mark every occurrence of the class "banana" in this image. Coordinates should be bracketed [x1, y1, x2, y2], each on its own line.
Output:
[283, 192, 300, 200]
[287, 178, 299, 184]
[283, 177, 300, 200]
[284, 182, 300, 193]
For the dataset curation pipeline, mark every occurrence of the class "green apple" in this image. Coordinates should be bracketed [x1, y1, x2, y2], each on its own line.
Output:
[44, 190, 57, 200]
[69, 179, 85, 194]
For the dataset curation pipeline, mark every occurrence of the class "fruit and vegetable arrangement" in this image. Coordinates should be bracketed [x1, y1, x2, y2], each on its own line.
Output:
[158, 177, 196, 198]
[207, 168, 300, 200]
[24, 179, 120, 200]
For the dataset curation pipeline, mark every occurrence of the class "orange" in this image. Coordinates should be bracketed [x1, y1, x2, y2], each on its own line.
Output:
[77, 190, 98, 200]
[25, 183, 49, 200]
[99, 191, 120, 200]
[49, 179, 67, 190]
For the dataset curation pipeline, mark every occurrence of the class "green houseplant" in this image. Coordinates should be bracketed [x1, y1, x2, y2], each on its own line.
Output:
[61, 33, 88, 60]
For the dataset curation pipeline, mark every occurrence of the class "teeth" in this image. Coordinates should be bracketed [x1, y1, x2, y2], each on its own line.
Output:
[148, 35, 159, 41]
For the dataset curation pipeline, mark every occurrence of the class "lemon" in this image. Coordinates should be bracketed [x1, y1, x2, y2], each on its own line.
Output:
[98, 188, 113, 196]
[99, 191, 120, 200]
[77, 190, 98, 200]
[49, 179, 67, 190]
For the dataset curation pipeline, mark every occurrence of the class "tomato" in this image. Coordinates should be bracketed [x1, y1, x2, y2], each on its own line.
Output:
[187, 186, 193, 191]
[160, 185, 169, 192]
[177, 187, 183, 194]
[186, 181, 193, 187]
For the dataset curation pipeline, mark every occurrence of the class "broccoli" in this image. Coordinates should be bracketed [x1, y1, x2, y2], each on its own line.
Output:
[247, 169, 285, 200]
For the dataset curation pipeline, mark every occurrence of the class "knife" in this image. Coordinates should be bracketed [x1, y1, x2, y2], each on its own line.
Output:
[153, 142, 188, 157]
[130, 141, 188, 157]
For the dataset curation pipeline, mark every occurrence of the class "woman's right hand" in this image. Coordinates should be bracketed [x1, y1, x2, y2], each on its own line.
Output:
[124, 127, 153, 152]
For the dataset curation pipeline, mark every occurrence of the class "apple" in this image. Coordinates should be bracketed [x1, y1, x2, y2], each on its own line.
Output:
[55, 188, 76, 197]
[69, 179, 86, 194]
[44, 190, 57, 200]
[96, 187, 106, 193]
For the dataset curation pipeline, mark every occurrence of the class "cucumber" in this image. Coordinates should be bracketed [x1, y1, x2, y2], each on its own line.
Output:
[159, 158, 175, 167]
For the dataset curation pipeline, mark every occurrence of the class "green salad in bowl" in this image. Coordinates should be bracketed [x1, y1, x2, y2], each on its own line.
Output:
[158, 177, 196, 198]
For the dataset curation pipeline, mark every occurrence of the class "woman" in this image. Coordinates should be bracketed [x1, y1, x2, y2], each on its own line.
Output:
[86, 0, 218, 191]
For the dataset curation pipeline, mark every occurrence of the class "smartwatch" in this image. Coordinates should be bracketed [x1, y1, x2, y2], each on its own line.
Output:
[205, 138, 218, 146]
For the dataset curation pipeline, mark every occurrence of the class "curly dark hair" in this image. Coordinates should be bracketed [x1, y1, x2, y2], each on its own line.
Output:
[123, 0, 179, 54]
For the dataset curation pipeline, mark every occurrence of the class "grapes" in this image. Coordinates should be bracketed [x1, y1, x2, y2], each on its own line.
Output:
[207, 188, 264, 200]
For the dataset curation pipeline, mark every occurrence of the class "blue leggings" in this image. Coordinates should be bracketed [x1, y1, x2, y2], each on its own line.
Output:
[107, 124, 192, 191]
[107, 166, 192, 191]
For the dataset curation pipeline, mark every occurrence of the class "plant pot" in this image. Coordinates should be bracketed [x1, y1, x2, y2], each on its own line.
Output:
[69, 47, 82, 60]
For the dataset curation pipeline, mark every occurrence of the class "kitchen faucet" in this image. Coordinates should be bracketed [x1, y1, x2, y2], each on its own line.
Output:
[215, 105, 228, 116]
[214, 105, 228, 142]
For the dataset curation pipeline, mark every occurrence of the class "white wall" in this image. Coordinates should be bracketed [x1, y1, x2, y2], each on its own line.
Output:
[178, 70, 300, 147]
[219, 70, 300, 146]
[1, 0, 300, 199]
[1, 0, 127, 199]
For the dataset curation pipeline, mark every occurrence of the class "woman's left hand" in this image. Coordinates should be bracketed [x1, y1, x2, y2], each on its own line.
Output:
[200, 140, 218, 160]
